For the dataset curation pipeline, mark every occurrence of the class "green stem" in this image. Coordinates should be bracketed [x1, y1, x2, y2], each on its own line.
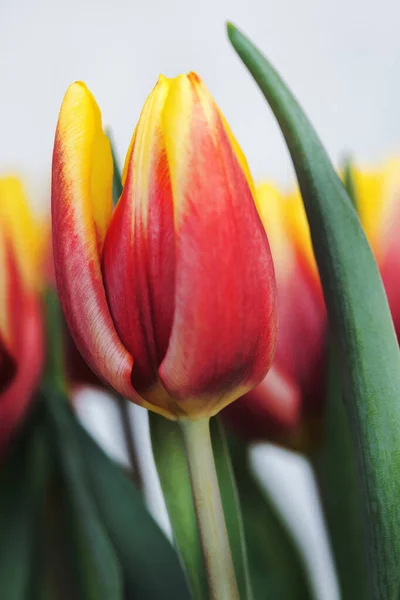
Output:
[179, 417, 239, 600]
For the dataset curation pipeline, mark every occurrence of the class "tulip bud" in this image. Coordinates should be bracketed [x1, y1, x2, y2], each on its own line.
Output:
[52, 74, 278, 420]
[0, 177, 44, 455]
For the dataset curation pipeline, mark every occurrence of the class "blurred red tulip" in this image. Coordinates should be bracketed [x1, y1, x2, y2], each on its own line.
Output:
[0, 177, 44, 456]
[351, 160, 400, 341]
[224, 184, 326, 449]
[225, 161, 400, 450]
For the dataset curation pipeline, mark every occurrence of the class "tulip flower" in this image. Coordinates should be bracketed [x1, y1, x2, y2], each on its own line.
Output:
[52, 74, 278, 421]
[0, 177, 44, 456]
[224, 183, 326, 449]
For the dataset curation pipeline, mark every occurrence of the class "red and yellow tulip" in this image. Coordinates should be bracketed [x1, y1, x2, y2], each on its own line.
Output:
[0, 177, 44, 455]
[225, 159, 400, 449]
[52, 74, 278, 420]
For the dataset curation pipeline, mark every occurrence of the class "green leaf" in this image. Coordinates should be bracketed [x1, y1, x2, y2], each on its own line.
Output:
[43, 388, 124, 600]
[229, 436, 314, 600]
[42, 287, 66, 393]
[0, 434, 34, 599]
[150, 413, 253, 600]
[106, 129, 123, 207]
[227, 23, 400, 599]
[40, 448, 90, 600]
[43, 358, 186, 600]
[149, 412, 207, 600]
[0, 407, 50, 600]
[342, 157, 357, 210]
[312, 346, 370, 600]
[77, 414, 191, 600]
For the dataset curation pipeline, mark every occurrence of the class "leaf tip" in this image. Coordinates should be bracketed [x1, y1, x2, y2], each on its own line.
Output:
[226, 21, 238, 43]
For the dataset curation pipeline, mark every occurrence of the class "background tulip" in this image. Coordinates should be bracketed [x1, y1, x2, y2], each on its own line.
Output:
[225, 159, 400, 450]
[351, 159, 400, 341]
[52, 74, 278, 420]
[224, 183, 326, 449]
[0, 177, 44, 456]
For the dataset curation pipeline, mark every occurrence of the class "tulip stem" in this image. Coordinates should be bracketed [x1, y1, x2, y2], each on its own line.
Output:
[179, 417, 239, 600]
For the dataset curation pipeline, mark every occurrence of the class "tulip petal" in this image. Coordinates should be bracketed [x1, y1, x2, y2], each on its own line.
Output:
[0, 336, 16, 395]
[275, 250, 326, 416]
[0, 293, 43, 457]
[0, 239, 42, 456]
[52, 82, 135, 400]
[223, 366, 301, 440]
[103, 78, 177, 416]
[159, 74, 278, 416]
[0, 177, 45, 291]
[255, 182, 295, 280]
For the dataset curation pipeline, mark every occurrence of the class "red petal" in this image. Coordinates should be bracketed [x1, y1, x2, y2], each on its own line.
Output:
[0, 340, 16, 395]
[223, 366, 301, 441]
[102, 78, 176, 409]
[102, 145, 175, 394]
[275, 249, 327, 418]
[52, 83, 136, 401]
[159, 77, 278, 417]
[0, 251, 43, 458]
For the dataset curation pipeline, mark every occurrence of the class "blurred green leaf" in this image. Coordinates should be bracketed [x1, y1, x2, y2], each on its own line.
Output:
[0, 408, 50, 600]
[77, 415, 191, 600]
[312, 346, 370, 600]
[107, 129, 123, 206]
[41, 450, 87, 600]
[43, 388, 123, 600]
[342, 157, 357, 210]
[227, 23, 400, 598]
[229, 436, 314, 600]
[0, 434, 34, 599]
[150, 413, 253, 600]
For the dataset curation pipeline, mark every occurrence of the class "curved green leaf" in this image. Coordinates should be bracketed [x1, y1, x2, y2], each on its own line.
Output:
[342, 157, 357, 210]
[312, 345, 370, 600]
[312, 174, 369, 600]
[77, 416, 191, 600]
[44, 389, 123, 600]
[227, 23, 400, 599]
[106, 129, 123, 207]
[0, 433, 35, 599]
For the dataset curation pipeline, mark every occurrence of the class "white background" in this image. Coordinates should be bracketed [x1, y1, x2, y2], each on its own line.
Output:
[2, 1, 400, 598]
[1, 0, 400, 203]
